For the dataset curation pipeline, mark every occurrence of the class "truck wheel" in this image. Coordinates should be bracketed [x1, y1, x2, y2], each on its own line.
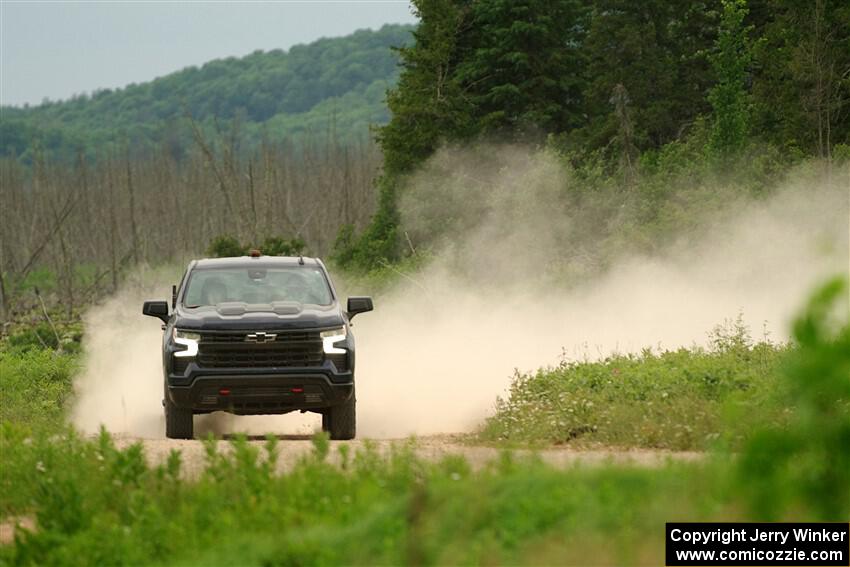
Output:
[325, 391, 356, 440]
[164, 394, 193, 439]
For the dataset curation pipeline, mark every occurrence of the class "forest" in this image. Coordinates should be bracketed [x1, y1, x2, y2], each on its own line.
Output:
[341, 0, 850, 268]
[0, 24, 412, 162]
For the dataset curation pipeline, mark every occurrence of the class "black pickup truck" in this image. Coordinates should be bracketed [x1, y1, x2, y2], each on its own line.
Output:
[142, 254, 373, 440]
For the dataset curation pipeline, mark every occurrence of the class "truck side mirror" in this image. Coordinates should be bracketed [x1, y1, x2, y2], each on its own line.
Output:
[346, 296, 373, 320]
[143, 300, 169, 324]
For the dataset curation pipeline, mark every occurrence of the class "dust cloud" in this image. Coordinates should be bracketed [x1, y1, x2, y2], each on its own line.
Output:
[354, 147, 848, 436]
[72, 269, 172, 438]
[72, 146, 849, 439]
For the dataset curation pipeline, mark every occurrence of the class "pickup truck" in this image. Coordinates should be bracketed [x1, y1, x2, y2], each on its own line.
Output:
[143, 253, 373, 440]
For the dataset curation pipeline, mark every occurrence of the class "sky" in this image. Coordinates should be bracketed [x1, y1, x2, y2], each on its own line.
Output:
[0, 1, 418, 107]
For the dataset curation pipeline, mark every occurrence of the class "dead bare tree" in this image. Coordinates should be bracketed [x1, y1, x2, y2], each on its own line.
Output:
[793, 0, 850, 166]
[0, 118, 381, 320]
[610, 83, 639, 190]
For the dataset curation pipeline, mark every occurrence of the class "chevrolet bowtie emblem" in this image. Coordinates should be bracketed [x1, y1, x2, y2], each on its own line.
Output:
[245, 332, 277, 343]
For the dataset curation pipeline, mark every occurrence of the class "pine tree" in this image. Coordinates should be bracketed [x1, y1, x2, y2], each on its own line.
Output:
[455, 0, 588, 137]
[376, 0, 471, 177]
[356, 0, 472, 267]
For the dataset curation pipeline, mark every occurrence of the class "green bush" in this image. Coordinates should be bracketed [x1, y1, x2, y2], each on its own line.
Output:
[833, 143, 850, 163]
[329, 223, 357, 268]
[0, 346, 78, 430]
[207, 234, 306, 258]
[257, 236, 305, 257]
[206, 235, 246, 258]
[479, 319, 789, 450]
[6, 323, 61, 352]
[5, 320, 82, 355]
[341, 175, 402, 271]
[735, 277, 850, 520]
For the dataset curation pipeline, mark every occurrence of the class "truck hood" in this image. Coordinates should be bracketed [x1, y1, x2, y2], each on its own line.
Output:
[174, 302, 344, 331]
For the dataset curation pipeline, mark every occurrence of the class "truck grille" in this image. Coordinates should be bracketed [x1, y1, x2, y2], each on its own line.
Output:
[196, 330, 323, 368]
[326, 353, 348, 372]
[172, 357, 190, 374]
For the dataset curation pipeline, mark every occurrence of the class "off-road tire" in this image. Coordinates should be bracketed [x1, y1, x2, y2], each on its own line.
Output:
[164, 392, 193, 439]
[324, 390, 356, 440]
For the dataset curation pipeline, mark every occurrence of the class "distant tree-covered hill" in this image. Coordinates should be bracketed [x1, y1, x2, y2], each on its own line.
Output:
[0, 24, 413, 162]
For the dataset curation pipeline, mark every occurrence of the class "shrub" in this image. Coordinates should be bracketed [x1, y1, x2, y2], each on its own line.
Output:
[0, 346, 78, 429]
[206, 234, 306, 258]
[479, 320, 789, 450]
[257, 236, 305, 257]
[206, 235, 246, 258]
[7, 323, 60, 352]
[330, 223, 357, 268]
[5, 320, 83, 355]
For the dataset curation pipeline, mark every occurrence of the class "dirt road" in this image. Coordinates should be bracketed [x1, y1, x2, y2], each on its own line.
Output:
[112, 435, 702, 479]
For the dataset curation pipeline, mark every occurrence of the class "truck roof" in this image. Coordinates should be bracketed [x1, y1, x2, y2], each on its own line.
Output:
[192, 256, 321, 270]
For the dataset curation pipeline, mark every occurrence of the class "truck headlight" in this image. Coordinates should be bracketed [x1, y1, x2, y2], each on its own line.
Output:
[173, 328, 200, 358]
[321, 326, 346, 354]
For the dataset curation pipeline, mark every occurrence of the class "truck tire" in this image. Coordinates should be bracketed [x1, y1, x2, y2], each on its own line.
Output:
[324, 390, 356, 440]
[164, 393, 193, 439]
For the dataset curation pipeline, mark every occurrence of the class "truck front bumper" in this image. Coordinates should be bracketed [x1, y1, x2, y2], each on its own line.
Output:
[166, 365, 353, 414]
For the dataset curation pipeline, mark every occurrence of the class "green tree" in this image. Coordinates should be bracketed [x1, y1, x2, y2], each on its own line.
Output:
[579, 0, 720, 152]
[707, 0, 753, 156]
[455, 0, 588, 136]
[376, 0, 471, 177]
[751, 0, 850, 157]
[353, 0, 471, 268]
[356, 0, 591, 269]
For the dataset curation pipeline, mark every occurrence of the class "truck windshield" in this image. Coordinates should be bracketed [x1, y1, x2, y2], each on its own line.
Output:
[183, 267, 333, 307]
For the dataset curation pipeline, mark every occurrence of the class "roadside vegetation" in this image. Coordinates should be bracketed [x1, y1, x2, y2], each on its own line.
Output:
[0, 424, 717, 566]
[480, 318, 792, 450]
[0, 279, 847, 565]
[0, 319, 81, 431]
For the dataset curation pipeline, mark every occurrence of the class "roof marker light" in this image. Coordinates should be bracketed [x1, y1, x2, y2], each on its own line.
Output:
[250, 249, 261, 258]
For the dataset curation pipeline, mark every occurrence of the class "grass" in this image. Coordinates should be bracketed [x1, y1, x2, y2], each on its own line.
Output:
[0, 348, 78, 432]
[0, 318, 82, 432]
[0, 423, 762, 566]
[478, 318, 791, 450]
[1, 425, 721, 566]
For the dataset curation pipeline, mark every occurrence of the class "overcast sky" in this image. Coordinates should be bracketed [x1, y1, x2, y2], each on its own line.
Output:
[0, 1, 417, 107]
